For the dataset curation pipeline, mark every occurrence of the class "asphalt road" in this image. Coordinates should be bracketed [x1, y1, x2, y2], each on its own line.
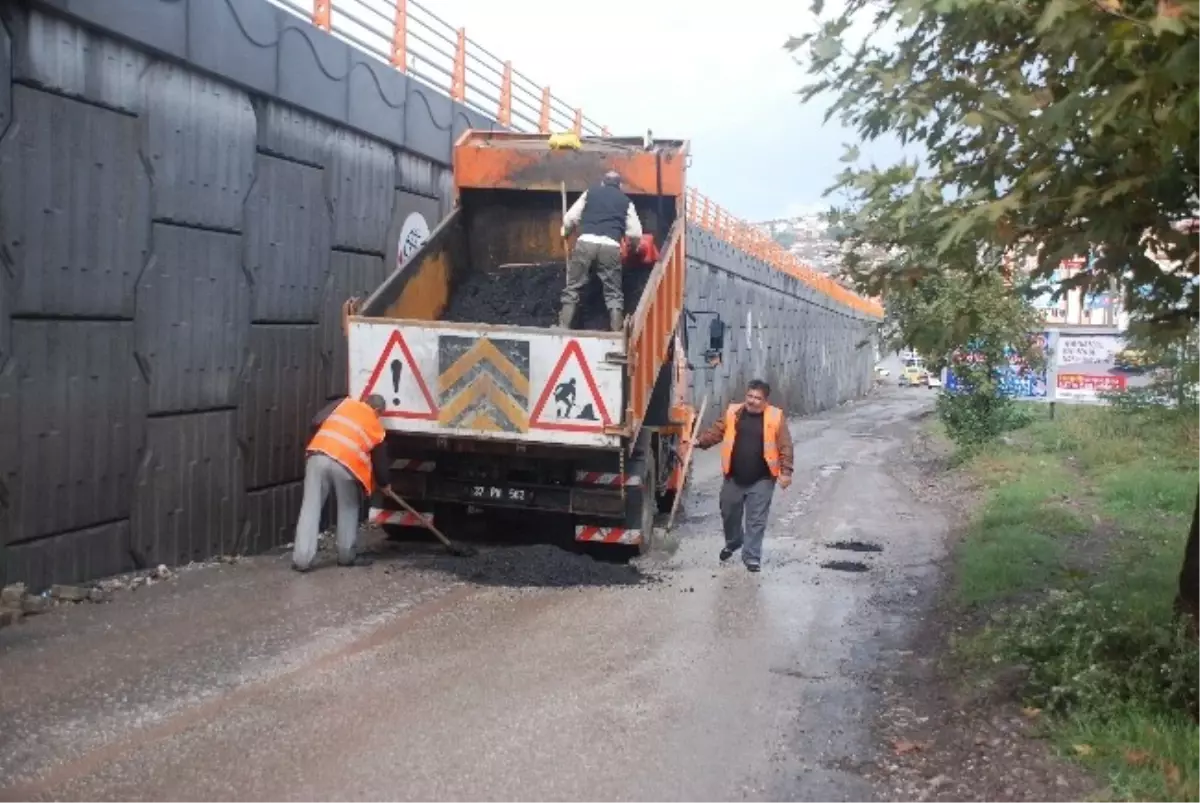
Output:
[0, 387, 944, 802]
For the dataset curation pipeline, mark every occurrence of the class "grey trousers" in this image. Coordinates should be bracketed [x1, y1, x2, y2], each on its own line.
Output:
[719, 476, 775, 565]
[293, 453, 363, 570]
[562, 240, 623, 311]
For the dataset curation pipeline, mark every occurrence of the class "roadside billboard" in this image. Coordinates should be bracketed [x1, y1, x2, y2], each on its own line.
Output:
[1051, 328, 1156, 404]
[935, 327, 1169, 405]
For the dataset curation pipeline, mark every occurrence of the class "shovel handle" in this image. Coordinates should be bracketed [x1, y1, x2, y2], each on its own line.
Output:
[381, 487, 454, 548]
[561, 181, 570, 259]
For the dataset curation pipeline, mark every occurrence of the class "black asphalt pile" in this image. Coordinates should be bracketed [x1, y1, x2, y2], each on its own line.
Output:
[416, 544, 660, 588]
[441, 262, 651, 330]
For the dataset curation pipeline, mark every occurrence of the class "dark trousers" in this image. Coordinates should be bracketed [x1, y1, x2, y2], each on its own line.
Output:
[561, 240, 623, 311]
[719, 476, 775, 564]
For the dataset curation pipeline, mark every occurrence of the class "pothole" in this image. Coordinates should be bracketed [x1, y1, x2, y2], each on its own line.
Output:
[826, 540, 882, 553]
[820, 560, 869, 573]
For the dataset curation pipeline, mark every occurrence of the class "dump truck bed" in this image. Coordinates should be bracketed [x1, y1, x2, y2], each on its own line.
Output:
[346, 131, 687, 453]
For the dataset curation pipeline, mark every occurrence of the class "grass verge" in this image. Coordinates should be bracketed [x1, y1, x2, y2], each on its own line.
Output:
[949, 403, 1198, 801]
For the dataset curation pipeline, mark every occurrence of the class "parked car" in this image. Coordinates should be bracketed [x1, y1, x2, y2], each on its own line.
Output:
[900, 357, 926, 387]
[1114, 347, 1153, 373]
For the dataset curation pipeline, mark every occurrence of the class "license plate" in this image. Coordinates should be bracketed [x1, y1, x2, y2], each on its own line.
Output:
[468, 485, 531, 503]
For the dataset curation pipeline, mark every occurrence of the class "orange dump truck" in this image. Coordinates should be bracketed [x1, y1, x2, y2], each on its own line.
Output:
[345, 131, 722, 553]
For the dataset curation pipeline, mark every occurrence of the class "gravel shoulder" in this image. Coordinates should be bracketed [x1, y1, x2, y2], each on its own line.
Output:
[862, 426, 1099, 802]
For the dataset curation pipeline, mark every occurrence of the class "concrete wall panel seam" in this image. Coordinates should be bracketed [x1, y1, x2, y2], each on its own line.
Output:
[244, 153, 332, 322]
[1, 85, 151, 319]
[143, 62, 256, 231]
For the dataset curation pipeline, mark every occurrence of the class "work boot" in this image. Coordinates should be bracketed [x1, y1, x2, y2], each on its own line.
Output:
[609, 308, 624, 332]
[558, 303, 577, 329]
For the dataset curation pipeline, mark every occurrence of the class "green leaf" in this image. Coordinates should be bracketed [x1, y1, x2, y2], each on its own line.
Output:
[1035, 0, 1074, 33]
[812, 32, 842, 62]
[1150, 11, 1187, 36]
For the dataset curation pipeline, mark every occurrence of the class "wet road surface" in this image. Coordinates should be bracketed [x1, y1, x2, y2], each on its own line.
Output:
[0, 388, 943, 801]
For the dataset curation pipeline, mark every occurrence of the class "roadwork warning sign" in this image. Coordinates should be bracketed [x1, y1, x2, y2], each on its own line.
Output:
[529, 340, 612, 433]
[360, 330, 438, 420]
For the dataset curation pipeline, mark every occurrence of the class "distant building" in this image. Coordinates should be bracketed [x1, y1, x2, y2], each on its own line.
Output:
[1011, 253, 1123, 328]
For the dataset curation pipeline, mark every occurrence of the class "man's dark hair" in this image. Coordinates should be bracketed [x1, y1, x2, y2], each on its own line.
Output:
[747, 379, 771, 397]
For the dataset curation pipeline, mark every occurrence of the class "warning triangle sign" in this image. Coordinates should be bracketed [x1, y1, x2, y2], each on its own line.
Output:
[530, 340, 612, 433]
[360, 330, 438, 420]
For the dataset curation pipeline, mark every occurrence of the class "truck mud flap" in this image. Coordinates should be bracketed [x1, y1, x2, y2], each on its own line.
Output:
[573, 431, 656, 549]
[368, 508, 433, 528]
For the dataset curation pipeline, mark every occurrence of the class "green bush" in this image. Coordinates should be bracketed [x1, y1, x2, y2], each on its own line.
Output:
[989, 590, 1198, 717]
[936, 386, 1034, 451]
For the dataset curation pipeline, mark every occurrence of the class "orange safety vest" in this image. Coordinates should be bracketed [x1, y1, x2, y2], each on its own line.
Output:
[719, 403, 784, 478]
[306, 398, 386, 493]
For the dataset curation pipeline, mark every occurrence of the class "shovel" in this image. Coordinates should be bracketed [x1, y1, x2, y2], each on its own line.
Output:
[560, 181, 571, 260]
[380, 487, 478, 558]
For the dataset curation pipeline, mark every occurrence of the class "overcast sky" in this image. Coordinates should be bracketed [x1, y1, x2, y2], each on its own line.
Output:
[321, 0, 902, 222]
[430, 0, 864, 221]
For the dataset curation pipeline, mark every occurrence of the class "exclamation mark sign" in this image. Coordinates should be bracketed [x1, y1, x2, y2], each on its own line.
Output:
[390, 359, 403, 407]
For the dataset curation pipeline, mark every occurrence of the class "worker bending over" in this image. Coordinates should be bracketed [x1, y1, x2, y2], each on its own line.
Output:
[692, 380, 794, 572]
[293, 394, 390, 572]
[559, 170, 643, 331]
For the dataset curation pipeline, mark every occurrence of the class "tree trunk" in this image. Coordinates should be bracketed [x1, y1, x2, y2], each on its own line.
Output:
[1175, 492, 1199, 638]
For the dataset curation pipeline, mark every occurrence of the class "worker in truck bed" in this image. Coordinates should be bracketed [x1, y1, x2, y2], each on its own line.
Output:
[559, 170, 643, 331]
[691, 380, 794, 572]
[293, 394, 390, 573]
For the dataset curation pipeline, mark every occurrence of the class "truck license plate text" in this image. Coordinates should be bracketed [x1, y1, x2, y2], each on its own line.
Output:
[470, 486, 527, 502]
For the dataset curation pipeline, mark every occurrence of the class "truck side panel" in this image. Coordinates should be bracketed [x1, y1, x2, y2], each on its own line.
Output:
[348, 319, 625, 449]
[626, 217, 686, 444]
[360, 207, 469, 320]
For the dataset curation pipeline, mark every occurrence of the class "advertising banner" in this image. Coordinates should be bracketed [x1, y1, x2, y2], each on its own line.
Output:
[1050, 329, 1156, 404]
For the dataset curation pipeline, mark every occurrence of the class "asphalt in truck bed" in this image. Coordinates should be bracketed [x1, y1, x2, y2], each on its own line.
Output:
[0, 389, 947, 802]
[440, 261, 651, 330]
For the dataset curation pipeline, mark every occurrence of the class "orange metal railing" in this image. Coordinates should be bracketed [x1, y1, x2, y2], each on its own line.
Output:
[686, 189, 885, 319]
[276, 0, 882, 317]
[270, 0, 604, 136]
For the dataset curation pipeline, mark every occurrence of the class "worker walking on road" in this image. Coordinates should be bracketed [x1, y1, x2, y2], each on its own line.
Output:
[559, 170, 643, 332]
[692, 380, 794, 572]
[293, 394, 390, 573]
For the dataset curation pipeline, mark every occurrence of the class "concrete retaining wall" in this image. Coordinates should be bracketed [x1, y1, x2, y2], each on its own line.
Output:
[684, 228, 876, 428]
[0, 0, 492, 588]
[0, 0, 875, 589]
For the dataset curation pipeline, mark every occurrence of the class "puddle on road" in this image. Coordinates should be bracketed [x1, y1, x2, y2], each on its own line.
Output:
[820, 560, 869, 573]
[826, 540, 883, 553]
